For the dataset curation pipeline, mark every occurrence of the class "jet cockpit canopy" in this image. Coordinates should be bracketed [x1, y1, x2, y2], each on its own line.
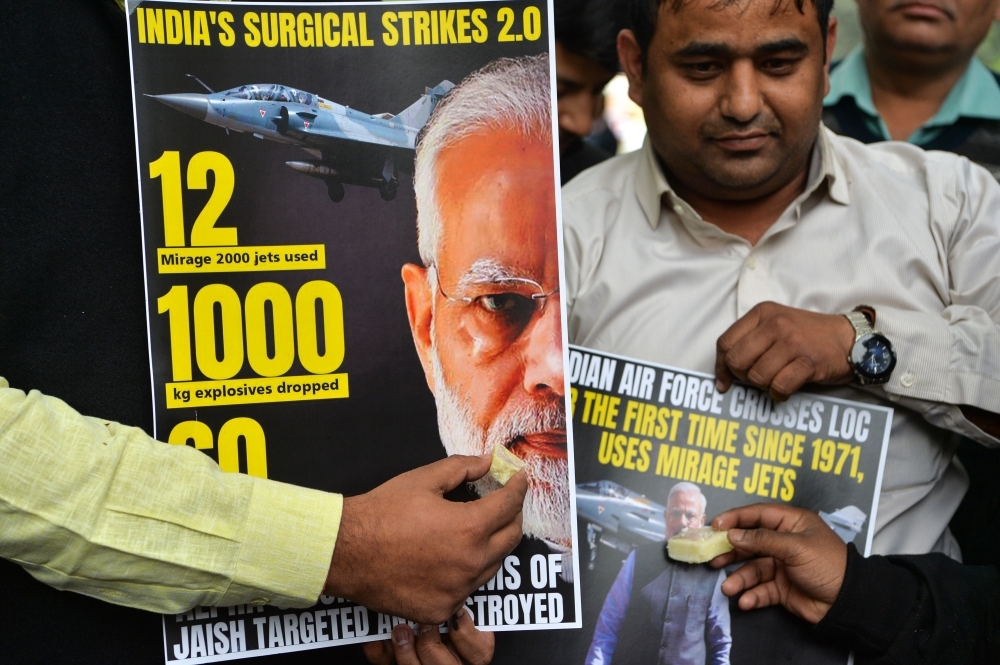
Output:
[221, 84, 315, 106]
[579, 480, 631, 499]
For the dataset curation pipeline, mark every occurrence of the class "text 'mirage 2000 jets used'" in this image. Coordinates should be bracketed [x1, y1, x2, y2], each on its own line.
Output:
[148, 76, 454, 202]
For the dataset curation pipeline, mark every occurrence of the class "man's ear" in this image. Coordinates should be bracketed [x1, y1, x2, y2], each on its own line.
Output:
[618, 29, 645, 107]
[824, 17, 838, 97]
[401, 263, 436, 394]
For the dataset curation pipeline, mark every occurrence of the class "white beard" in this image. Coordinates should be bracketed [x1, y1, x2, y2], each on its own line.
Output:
[430, 349, 572, 547]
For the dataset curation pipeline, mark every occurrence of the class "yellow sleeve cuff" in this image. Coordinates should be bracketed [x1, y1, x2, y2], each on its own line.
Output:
[220, 478, 342, 608]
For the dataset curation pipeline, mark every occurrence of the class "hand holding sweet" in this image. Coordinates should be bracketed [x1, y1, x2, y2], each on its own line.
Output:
[325, 455, 527, 625]
[710, 503, 847, 624]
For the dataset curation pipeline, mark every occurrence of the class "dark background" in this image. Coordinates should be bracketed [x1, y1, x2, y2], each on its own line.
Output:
[2, 1, 998, 664]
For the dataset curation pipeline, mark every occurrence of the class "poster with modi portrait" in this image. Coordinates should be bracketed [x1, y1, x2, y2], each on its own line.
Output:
[125, 0, 581, 661]
[569, 346, 892, 665]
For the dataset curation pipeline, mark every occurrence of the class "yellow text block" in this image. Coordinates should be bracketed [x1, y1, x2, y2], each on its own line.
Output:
[166, 374, 348, 408]
[157, 245, 326, 273]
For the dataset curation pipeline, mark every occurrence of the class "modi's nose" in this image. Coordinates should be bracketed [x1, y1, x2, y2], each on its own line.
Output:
[521, 299, 564, 396]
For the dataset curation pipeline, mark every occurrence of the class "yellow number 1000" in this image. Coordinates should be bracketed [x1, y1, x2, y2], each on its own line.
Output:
[158, 280, 345, 381]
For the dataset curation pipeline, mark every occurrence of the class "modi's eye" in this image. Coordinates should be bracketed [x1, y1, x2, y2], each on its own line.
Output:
[478, 292, 532, 313]
[466, 292, 539, 345]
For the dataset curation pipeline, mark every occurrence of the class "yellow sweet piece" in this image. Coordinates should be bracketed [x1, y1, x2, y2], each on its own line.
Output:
[489, 444, 525, 486]
[666, 526, 733, 564]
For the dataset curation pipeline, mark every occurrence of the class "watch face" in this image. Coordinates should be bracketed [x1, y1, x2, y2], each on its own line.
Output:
[851, 334, 896, 379]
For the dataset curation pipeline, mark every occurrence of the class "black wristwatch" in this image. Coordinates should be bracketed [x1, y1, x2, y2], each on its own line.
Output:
[844, 309, 896, 386]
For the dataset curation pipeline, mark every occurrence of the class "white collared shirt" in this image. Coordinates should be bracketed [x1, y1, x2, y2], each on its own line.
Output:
[563, 126, 1000, 556]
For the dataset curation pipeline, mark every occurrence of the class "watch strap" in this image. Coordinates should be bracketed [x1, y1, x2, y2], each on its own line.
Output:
[853, 305, 876, 326]
[844, 311, 875, 341]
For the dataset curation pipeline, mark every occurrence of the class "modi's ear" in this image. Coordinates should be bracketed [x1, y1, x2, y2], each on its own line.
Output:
[402, 263, 436, 394]
[618, 29, 645, 107]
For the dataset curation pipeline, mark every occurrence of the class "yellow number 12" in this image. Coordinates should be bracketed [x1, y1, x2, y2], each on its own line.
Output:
[149, 150, 236, 247]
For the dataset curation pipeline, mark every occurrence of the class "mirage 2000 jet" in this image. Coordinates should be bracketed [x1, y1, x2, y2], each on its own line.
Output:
[149, 77, 454, 202]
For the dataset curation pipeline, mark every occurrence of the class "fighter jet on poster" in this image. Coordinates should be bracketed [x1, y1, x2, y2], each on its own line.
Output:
[577, 480, 666, 568]
[149, 77, 454, 202]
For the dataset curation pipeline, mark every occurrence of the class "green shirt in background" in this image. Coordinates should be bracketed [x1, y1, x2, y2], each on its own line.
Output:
[825, 46, 1000, 146]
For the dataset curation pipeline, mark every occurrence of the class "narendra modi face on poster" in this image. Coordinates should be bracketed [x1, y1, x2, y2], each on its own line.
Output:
[402, 54, 571, 550]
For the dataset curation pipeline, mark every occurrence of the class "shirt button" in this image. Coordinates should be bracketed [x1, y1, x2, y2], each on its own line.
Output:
[899, 372, 915, 388]
[251, 598, 268, 606]
[672, 204, 684, 215]
[746, 255, 758, 270]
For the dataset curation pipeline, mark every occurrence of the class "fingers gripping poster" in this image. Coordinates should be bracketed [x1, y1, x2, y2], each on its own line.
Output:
[569, 346, 891, 665]
[125, 1, 581, 661]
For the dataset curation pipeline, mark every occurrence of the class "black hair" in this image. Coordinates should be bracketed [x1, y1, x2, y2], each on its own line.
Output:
[628, 0, 835, 67]
[554, 0, 628, 73]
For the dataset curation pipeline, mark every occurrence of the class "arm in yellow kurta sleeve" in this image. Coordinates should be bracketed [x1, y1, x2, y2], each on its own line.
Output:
[0, 377, 342, 614]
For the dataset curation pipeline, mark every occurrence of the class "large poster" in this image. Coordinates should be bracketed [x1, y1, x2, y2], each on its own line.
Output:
[569, 346, 891, 665]
[125, 1, 581, 661]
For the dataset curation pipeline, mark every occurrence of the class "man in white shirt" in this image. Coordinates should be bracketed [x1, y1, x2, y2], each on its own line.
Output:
[563, 0, 1000, 564]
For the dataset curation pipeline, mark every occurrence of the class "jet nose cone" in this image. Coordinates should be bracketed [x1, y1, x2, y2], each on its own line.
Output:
[150, 93, 209, 120]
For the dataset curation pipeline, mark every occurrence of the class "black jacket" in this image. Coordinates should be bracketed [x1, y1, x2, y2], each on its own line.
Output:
[819, 543, 1000, 664]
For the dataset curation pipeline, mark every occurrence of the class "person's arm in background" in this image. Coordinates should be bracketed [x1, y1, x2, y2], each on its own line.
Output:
[705, 569, 732, 665]
[584, 549, 635, 665]
[710, 504, 1000, 665]
[0, 378, 527, 624]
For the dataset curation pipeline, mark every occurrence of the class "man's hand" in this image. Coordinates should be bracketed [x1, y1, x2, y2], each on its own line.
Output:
[715, 302, 855, 401]
[325, 455, 527, 625]
[362, 608, 493, 665]
[710, 504, 847, 624]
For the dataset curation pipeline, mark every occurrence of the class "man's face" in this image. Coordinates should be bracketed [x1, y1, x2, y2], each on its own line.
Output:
[619, 0, 836, 201]
[858, 0, 1000, 63]
[665, 490, 706, 538]
[556, 41, 616, 153]
[403, 128, 570, 547]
